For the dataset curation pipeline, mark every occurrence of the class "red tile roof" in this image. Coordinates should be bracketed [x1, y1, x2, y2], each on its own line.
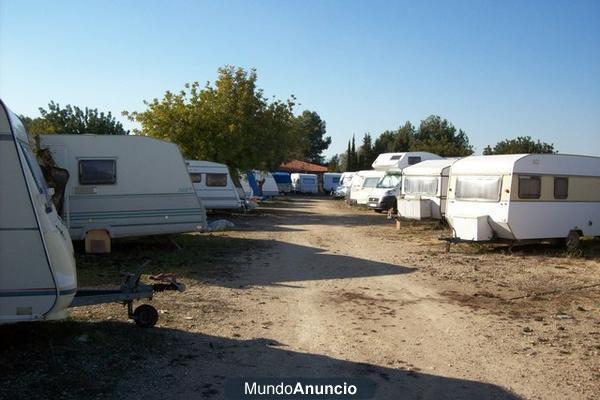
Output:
[279, 159, 328, 173]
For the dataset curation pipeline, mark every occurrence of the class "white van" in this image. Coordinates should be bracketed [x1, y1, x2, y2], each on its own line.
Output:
[349, 170, 386, 205]
[366, 170, 403, 212]
[333, 172, 356, 198]
[366, 152, 443, 211]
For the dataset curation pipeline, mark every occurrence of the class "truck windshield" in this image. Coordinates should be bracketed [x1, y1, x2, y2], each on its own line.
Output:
[404, 176, 438, 195]
[455, 176, 501, 202]
[377, 174, 401, 188]
[363, 177, 380, 188]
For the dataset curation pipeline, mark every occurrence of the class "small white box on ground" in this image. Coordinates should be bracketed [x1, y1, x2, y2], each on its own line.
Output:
[452, 215, 493, 241]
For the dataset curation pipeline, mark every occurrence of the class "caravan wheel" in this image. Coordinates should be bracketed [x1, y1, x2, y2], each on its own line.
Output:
[133, 304, 159, 328]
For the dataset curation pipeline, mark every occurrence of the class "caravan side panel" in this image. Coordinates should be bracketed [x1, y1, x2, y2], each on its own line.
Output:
[1, 102, 76, 323]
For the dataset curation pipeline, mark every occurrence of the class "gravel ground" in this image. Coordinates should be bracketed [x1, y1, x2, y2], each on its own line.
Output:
[1, 196, 598, 400]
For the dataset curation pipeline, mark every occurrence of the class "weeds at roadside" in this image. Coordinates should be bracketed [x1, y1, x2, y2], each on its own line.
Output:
[0, 320, 171, 400]
[75, 233, 266, 286]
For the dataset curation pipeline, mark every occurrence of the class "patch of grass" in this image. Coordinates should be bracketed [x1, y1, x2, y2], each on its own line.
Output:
[0, 320, 170, 400]
[75, 233, 266, 287]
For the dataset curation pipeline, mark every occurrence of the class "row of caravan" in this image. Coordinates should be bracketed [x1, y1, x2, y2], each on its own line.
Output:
[336, 152, 600, 245]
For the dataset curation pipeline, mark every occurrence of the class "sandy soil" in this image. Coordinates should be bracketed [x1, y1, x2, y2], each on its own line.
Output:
[62, 196, 598, 400]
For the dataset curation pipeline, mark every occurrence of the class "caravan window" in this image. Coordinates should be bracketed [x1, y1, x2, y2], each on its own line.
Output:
[408, 156, 421, 165]
[189, 173, 202, 183]
[554, 177, 568, 199]
[377, 174, 401, 188]
[518, 175, 541, 199]
[79, 159, 116, 185]
[390, 155, 402, 160]
[455, 176, 501, 202]
[404, 176, 438, 195]
[206, 173, 228, 187]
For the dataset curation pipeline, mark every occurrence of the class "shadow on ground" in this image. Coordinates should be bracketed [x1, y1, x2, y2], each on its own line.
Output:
[75, 235, 414, 288]
[0, 321, 520, 400]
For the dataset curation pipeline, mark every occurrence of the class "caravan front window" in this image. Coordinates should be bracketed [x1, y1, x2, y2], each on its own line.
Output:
[206, 173, 228, 187]
[404, 176, 438, 195]
[377, 174, 401, 188]
[79, 160, 116, 185]
[455, 176, 501, 202]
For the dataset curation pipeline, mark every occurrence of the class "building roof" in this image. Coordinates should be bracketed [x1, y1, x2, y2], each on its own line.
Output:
[279, 159, 328, 173]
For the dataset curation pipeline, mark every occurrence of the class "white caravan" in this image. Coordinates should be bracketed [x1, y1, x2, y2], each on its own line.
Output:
[333, 172, 356, 198]
[397, 158, 458, 220]
[323, 172, 342, 193]
[41, 134, 207, 249]
[366, 152, 443, 211]
[0, 100, 77, 323]
[186, 160, 245, 211]
[349, 170, 386, 205]
[272, 172, 292, 193]
[291, 173, 319, 193]
[372, 152, 443, 171]
[445, 154, 600, 244]
[254, 171, 279, 197]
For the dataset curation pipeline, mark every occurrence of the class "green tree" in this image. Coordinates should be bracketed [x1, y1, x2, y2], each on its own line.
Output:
[345, 140, 353, 171]
[412, 115, 473, 156]
[21, 101, 128, 135]
[327, 154, 341, 172]
[346, 135, 358, 171]
[124, 66, 303, 171]
[357, 133, 376, 170]
[373, 121, 415, 154]
[294, 110, 331, 164]
[483, 136, 556, 155]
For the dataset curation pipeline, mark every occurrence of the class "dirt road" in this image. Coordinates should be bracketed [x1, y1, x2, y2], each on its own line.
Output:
[111, 197, 599, 399]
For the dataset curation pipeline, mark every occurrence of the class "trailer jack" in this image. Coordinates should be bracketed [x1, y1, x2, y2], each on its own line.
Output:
[70, 261, 185, 328]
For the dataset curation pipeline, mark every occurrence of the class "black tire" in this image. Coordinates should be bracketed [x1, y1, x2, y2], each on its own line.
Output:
[133, 304, 159, 328]
[374, 209, 383, 214]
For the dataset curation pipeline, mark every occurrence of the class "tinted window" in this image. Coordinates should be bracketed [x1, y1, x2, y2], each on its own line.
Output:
[189, 173, 202, 183]
[390, 155, 402, 160]
[79, 160, 116, 185]
[554, 177, 568, 199]
[408, 156, 421, 165]
[206, 173, 227, 187]
[518, 175, 541, 199]
[455, 176, 502, 201]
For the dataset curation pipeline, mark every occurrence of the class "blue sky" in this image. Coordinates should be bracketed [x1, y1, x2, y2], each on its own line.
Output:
[1, 0, 599, 157]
